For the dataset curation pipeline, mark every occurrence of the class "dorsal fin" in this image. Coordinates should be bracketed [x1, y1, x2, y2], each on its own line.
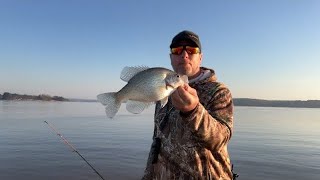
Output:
[120, 66, 149, 82]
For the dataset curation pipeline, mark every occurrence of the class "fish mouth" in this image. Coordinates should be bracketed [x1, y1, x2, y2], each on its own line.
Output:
[180, 75, 189, 83]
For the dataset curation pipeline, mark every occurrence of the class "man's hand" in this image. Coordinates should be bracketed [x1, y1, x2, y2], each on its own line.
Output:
[171, 84, 199, 113]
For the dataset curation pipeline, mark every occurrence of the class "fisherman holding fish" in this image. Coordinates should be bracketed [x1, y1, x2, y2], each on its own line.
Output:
[97, 30, 237, 179]
[142, 30, 237, 180]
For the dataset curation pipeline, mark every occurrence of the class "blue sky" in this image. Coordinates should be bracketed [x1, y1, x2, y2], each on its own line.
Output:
[0, 0, 319, 100]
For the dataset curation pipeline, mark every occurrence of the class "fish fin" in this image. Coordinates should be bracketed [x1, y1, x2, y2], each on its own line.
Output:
[160, 97, 169, 108]
[120, 66, 149, 82]
[97, 92, 121, 118]
[126, 100, 152, 114]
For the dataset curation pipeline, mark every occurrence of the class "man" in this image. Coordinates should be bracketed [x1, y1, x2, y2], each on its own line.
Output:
[142, 30, 236, 179]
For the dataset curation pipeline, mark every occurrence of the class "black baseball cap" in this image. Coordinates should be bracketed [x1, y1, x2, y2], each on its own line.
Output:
[170, 30, 201, 51]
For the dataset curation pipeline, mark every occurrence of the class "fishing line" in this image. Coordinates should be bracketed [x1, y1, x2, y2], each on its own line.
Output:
[44, 121, 106, 180]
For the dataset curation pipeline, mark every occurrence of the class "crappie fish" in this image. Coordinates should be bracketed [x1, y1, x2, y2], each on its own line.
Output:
[97, 66, 188, 118]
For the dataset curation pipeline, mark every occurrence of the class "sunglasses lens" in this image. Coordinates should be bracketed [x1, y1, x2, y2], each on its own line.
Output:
[185, 46, 200, 54]
[171, 47, 183, 55]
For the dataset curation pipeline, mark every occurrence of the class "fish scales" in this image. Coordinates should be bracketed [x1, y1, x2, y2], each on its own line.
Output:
[97, 67, 188, 118]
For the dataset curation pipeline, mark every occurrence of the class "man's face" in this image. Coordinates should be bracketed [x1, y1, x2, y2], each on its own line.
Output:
[170, 42, 202, 79]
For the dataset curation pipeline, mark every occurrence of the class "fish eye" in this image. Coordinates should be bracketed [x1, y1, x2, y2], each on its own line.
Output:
[176, 75, 180, 78]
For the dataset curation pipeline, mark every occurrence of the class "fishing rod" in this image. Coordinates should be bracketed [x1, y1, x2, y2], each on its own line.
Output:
[44, 121, 106, 180]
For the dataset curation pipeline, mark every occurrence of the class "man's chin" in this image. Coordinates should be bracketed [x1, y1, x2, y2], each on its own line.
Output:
[176, 70, 187, 76]
[177, 67, 191, 75]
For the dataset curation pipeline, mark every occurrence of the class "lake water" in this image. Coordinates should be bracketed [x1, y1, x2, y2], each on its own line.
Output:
[0, 101, 319, 180]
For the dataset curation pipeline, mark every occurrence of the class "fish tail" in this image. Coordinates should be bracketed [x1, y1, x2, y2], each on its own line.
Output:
[97, 92, 121, 118]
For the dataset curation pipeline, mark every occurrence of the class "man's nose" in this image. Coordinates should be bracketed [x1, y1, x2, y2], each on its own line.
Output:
[180, 50, 189, 59]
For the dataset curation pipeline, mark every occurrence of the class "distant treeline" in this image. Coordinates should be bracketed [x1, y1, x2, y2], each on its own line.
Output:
[233, 98, 320, 108]
[1, 92, 320, 108]
[0, 92, 69, 101]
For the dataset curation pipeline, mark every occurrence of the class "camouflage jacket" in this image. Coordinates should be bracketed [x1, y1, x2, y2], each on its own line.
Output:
[142, 67, 234, 180]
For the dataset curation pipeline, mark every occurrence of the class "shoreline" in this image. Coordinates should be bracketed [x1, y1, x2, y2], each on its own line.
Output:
[1, 98, 320, 109]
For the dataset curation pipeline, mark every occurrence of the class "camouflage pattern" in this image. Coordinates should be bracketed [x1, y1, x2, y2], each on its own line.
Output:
[142, 67, 234, 180]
